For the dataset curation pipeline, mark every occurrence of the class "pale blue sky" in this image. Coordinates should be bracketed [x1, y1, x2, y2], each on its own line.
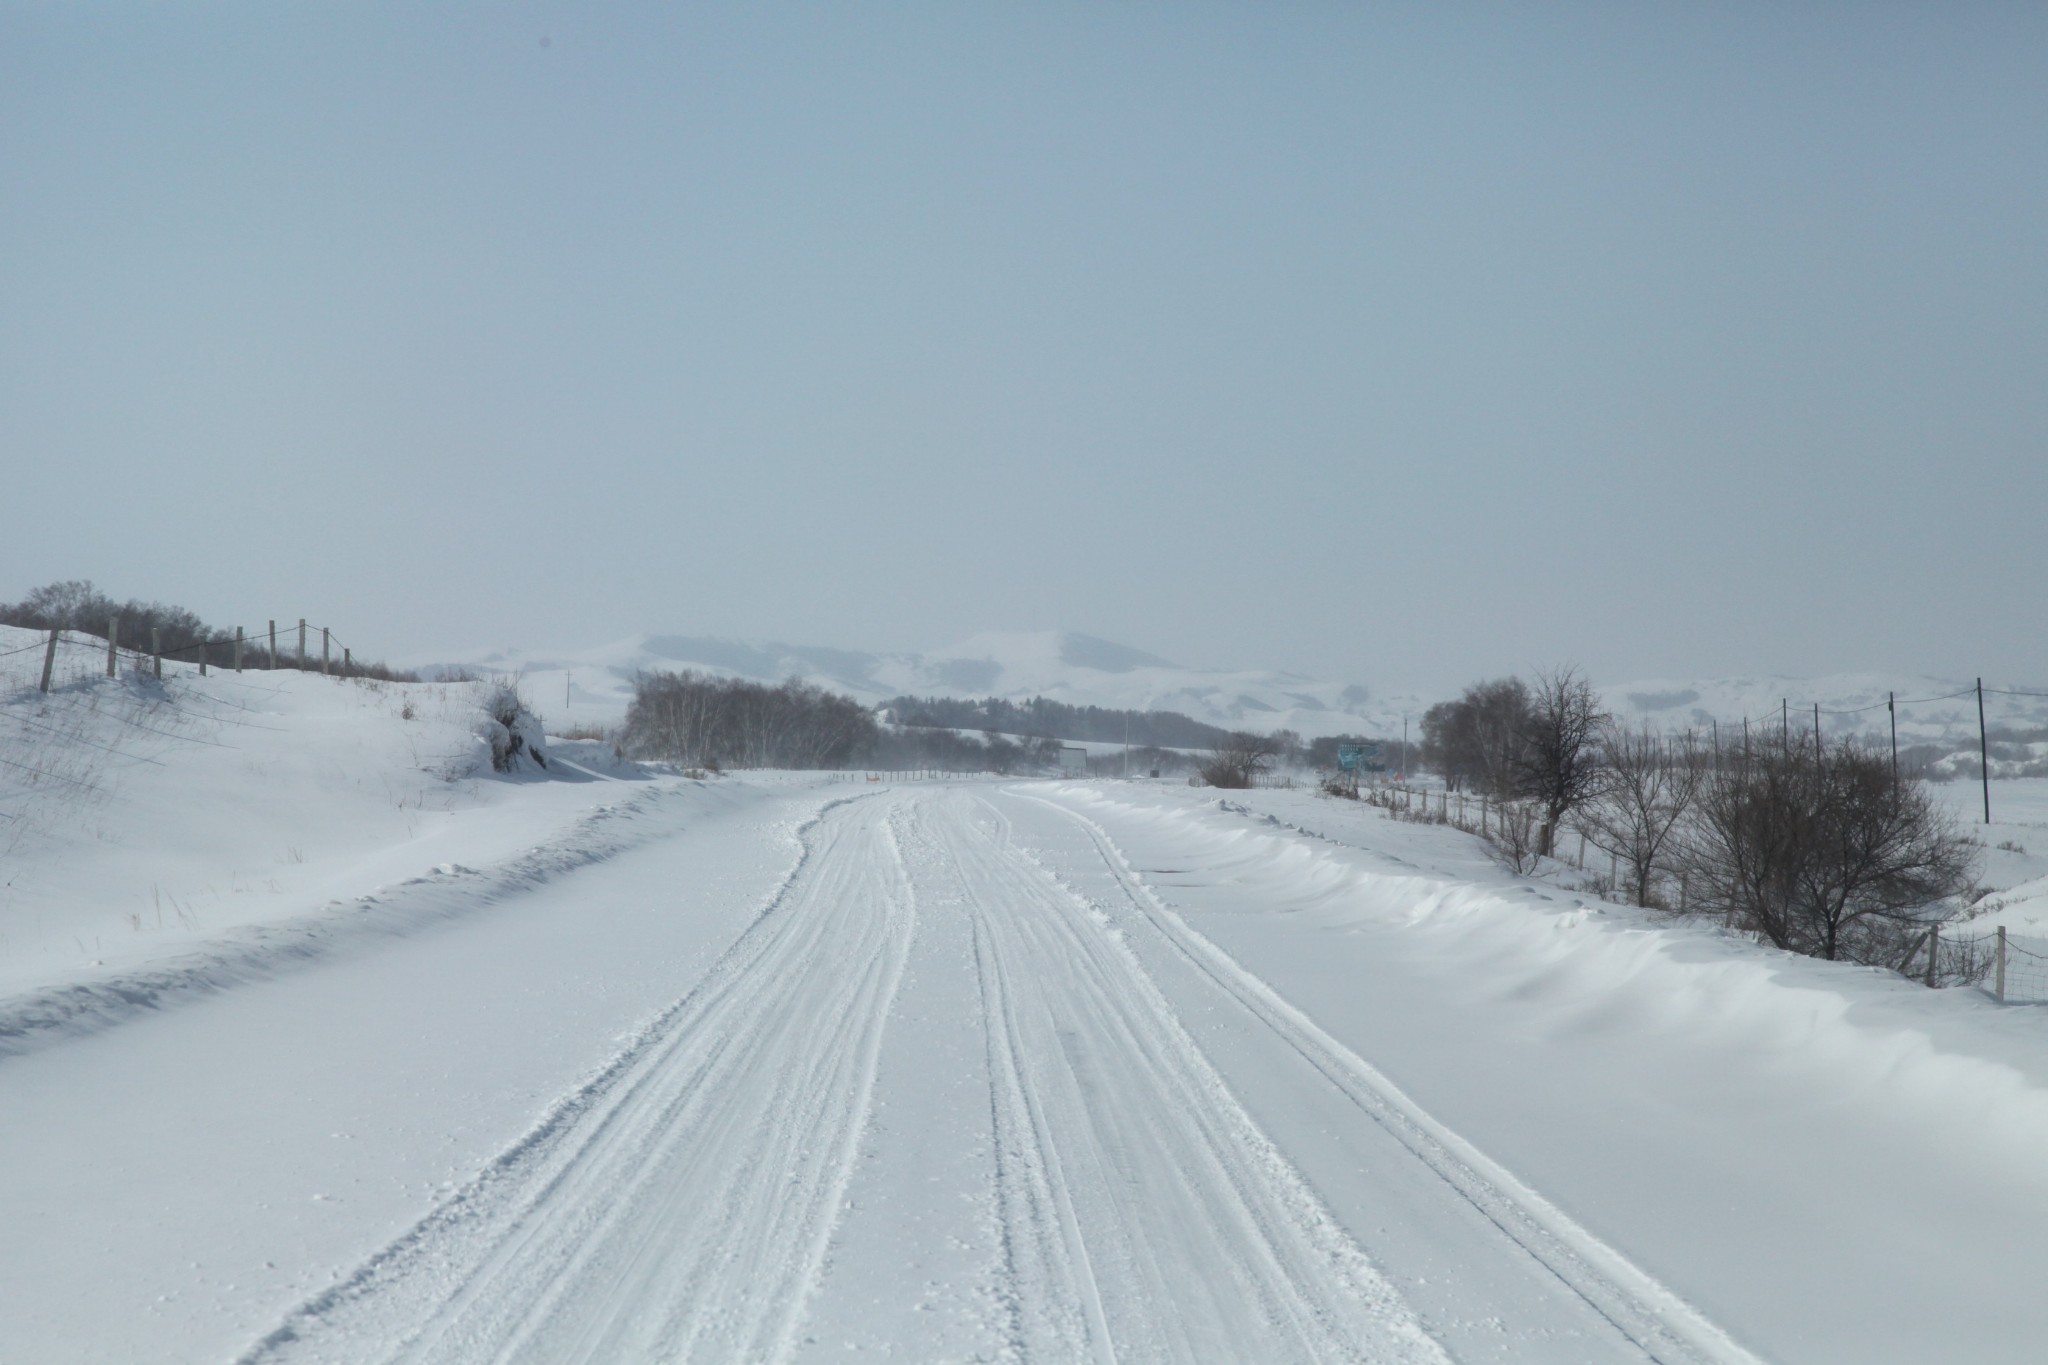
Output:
[3, 2, 2043, 691]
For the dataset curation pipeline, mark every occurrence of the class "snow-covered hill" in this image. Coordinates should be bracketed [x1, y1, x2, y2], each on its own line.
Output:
[416, 630, 2048, 762]
[415, 630, 1406, 742]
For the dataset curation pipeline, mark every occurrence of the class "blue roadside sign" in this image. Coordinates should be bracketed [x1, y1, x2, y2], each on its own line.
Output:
[1337, 741, 1382, 771]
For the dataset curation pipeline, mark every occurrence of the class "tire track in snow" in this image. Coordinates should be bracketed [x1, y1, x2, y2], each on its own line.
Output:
[1019, 789, 1766, 1365]
[910, 793, 1449, 1365]
[239, 792, 915, 1365]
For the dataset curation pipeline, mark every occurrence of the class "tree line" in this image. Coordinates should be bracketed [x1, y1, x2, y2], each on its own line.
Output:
[3, 579, 224, 659]
[622, 671, 879, 771]
[881, 694, 1235, 750]
[624, 672, 1075, 774]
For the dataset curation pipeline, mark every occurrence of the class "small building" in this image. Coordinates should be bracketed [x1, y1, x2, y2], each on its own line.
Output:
[1058, 744, 1088, 776]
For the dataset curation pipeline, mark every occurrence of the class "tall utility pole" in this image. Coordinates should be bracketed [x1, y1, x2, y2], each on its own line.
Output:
[1401, 714, 1409, 779]
[1888, 691, 1898, 790]
[1978, 678, 1991, 824]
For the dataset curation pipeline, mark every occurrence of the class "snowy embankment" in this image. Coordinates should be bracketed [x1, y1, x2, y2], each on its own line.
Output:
[1035, 779, 2048, 1362]
[0, 626, 691, 1038]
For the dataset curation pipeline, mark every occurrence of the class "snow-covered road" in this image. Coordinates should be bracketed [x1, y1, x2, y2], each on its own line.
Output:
[9, 777, 2044, 1362]
[212, 786, 1750, 1365]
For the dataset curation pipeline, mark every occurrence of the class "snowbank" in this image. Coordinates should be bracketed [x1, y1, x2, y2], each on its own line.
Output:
[0, 626, 662, 1005]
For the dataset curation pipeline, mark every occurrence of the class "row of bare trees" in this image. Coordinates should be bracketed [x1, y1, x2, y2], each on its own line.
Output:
[1421, 669, 1607, 857]
[622, 671, 878, 771]
[623, 671, 1079, 774]
[1422, 668, 1979, 971]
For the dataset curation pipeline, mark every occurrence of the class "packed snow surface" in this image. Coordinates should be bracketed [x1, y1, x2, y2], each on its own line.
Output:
[6, 640, 2048, 1361]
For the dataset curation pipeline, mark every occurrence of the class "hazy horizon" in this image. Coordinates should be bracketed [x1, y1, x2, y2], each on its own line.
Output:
[5, 3, 2043, 694]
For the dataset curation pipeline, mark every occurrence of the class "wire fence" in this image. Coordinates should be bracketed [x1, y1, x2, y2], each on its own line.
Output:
[4, 616, 411, 696]
[1349, 780, 1576, 876]
[1933, 927, 2048, 1005]
[0, 621, 487, 851]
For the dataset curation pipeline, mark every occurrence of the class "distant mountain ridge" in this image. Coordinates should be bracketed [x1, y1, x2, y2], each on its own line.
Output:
[426, 629, 1396, 740]
[416, 631, 2048, 759]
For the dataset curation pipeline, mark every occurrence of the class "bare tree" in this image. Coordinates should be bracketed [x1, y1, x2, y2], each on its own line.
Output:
[1516, 667, 1609, 858]
[1577, 724, 1701, 907]
[1421, 678, 1530, 795]
[1200, 731, 1280, 789]
[1682, 737, 1977, 962]
[2, 579, 113, 630]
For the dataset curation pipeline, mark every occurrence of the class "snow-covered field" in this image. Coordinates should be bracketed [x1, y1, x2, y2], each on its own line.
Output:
[7, 631, 2048, 1361]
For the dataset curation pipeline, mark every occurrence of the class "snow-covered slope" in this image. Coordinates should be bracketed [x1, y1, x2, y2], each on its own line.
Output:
[0, 626, 655, 1007]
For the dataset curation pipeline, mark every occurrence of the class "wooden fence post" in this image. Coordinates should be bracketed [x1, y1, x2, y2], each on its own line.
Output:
[1996, 926, 2008, 1003]
[322, 627, 331, 675]
[107, 616, 119, 677]
[234, 627, 244, 672]
[1926, 923, 1940, 987]
[198, 641, 207, 676]
[39, 628, 58, 693]
[343, 647, 351, 675]
[151, 627, 162, 680]
[297, 619, 307, 668]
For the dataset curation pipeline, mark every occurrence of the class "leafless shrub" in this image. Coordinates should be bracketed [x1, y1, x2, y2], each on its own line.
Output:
[477, 684, 547, 772]
[1485, 800, 1542, 874]
[1679, 736, 1976, 963]
[1925, 933, 1990, 986]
